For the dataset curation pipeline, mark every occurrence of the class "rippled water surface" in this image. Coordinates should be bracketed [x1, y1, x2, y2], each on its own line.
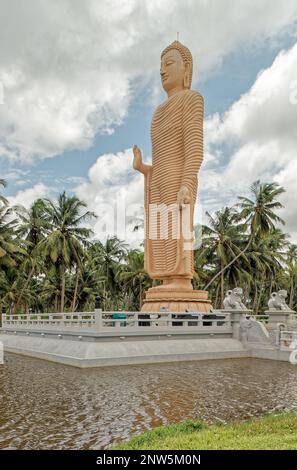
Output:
[1, 354, 297, 449]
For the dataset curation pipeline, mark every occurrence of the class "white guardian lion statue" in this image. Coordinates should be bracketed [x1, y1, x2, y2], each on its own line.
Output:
[268, 290, 292, 311]
[223, 288, 248, 311]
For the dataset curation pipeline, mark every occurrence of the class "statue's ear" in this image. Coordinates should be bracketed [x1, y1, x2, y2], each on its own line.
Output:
[183, 62, 191, 89]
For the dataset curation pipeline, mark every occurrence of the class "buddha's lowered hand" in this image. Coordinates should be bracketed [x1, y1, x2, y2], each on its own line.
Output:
[177, 186, 191, 207]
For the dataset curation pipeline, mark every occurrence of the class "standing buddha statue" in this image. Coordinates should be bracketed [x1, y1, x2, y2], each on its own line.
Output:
[133, 40, 211, 312]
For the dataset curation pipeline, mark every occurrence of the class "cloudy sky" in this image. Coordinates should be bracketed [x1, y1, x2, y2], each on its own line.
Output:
[1, 0, 297, 243]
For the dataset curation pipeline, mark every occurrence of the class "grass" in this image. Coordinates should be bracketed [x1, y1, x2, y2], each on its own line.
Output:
[114, 413, 297, 450]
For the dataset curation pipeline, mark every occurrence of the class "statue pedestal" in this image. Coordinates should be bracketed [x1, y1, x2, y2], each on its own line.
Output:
[265, 310, 295, 344]
[141, 287, 212, 313]
[222, 309, 252, 340]
[266, 310, 294, 326]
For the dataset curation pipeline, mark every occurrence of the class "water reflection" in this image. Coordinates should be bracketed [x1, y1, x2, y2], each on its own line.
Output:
[0, 354, 297, 449]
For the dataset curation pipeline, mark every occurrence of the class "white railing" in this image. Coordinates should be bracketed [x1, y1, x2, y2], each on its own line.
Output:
[2, 312, 95, 328]
[1, 311, 232, 334]
[280, 331, 297, 350]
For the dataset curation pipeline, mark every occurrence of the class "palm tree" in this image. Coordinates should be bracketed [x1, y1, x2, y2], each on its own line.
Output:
[70, 264, 105, 312]
[39, 192, 96, 312]
[199, 207, 247, 307]
[0, 178, 294, 315]
[12, 200, 48, 312]
[15, 199, 48, 249]
[39, 272, 61, 312]
[244, 228, 287, 313]
[0, 269, 20, 312]
[120, 250, 151, 310]
[204, 181, 285, 291]
[0, 205, 24, 269]
[89, 237, 128, 306]
[286, 244, 297, 309]
[237, 181, 285, 237]
[0, 179, 8, 205]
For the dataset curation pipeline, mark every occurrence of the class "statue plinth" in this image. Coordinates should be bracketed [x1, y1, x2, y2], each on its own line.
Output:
[266, 291, 295, 327]
[141, 287, 212, 313]
[265, 310, 294, 326]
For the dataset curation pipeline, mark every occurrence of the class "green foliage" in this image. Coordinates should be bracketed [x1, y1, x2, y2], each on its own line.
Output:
[114, 413, 297, 450]
[0, 180, 296, 314]
[196, 180, 291, 311]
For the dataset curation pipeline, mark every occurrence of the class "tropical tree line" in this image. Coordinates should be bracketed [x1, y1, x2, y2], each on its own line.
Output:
[0, 179, 296, 314]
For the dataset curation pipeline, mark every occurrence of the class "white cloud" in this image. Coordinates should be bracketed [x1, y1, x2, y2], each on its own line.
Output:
[202, 42, 297, 239]
[5, 169, 30, 182]
[75, 148, 144, 245]
[7, 183, 50, 208]
[1, 0, 297, 163]
[274, 160, 297, 242]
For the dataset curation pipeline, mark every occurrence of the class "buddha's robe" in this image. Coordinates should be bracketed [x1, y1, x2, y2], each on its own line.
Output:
[144, 89, 204, 280]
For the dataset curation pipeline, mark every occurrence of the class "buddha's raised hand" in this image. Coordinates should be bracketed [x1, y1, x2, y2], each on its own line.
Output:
[133, 145, 152, 175]
[133, 145, 142, 170]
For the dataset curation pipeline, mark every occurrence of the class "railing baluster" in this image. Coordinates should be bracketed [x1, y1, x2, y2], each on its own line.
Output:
[0, 310, 237, 334]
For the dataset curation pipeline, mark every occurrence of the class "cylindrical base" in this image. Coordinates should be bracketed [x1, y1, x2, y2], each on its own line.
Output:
[141, 287, 212, 313]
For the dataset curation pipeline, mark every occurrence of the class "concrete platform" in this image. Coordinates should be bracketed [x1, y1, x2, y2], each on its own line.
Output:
[249, 343, 293, 362]
[0, 333, 249, 368]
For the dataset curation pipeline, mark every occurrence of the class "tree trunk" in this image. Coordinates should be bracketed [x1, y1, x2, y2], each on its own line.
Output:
[253, 280, 258, 313]
[269, 278, 274, 297]
[256, 279, 265, 315]
[220, 262, 225, 309]
[71, 267, 79, 312]
[205, 236, 253, 291]
[60, 267, 65, 313]
[139, 281, 143, 310]
[243, 284, 250, 306]
[14, 264, 35, 313]
[214, 282, 220, 310]
[289, 277, 294, 309]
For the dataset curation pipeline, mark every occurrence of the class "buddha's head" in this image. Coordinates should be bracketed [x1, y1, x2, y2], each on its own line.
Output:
[160, 40, 193, 94]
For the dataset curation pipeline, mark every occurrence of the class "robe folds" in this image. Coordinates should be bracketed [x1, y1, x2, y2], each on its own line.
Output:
[144, 89, 204, 280]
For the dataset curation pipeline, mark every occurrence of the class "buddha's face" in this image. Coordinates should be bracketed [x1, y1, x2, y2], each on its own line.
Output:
[160, 49, 186, 93]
